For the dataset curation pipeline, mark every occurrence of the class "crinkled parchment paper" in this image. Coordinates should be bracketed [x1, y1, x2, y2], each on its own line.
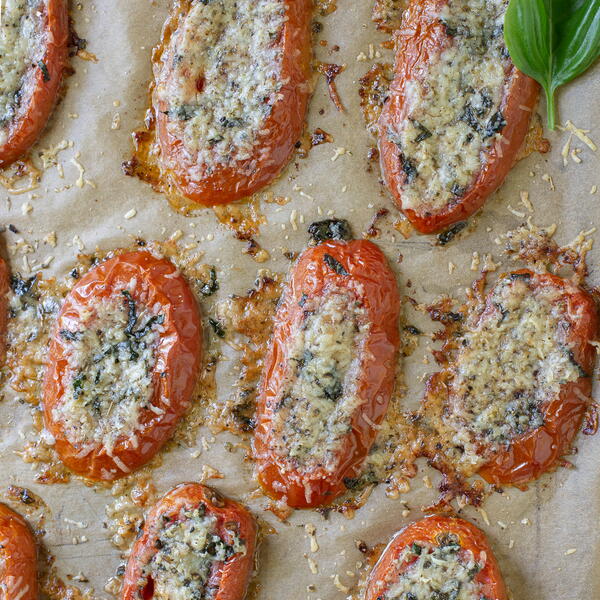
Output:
[1, 1, 599, 599]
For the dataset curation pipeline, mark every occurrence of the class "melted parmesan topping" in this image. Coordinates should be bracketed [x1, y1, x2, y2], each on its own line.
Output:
[385, 0, 511, 212]
[269, 288, 370, 471]
[448, 276, 581, 458]
[384, 538, 485, 600]
[142, 504, 245, 600]
[0, 0, 45, 142]
[158, 0, 286, 169]
[52, 290, 164, 454]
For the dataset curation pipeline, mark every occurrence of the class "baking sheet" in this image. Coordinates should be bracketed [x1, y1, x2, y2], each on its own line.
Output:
[1, 1, 600, 598]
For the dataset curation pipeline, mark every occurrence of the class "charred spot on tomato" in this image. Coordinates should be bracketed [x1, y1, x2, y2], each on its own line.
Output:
[323, 254, 349, 276]
[437, 221, 468, 246]
[308, 219, 353, 243]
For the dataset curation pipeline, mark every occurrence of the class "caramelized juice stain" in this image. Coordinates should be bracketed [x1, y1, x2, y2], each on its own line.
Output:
[212, 275, 283, 434]
[358, 62, 393, 135]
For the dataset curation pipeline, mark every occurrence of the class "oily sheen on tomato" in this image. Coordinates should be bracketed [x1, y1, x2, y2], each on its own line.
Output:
[43, 251, 202, 481]
[365, 516, 508, 600]
[122, 483, 256, 600]
[0, 0, 68, 167]
[477, 270, 599, 486]
[0, 503, 38, 600]
[378, 0, 539, 234]
[152, 0, 312, 205]
[253, 235, 401, 508]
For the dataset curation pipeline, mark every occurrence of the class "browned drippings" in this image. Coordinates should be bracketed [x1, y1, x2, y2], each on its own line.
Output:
[317, 62, 346, 112]
[371, 0, 408, 32]
[0, 157, 42, 194]
[315, 0, 338, 16]
[364, 207, 390, 239]
[210, 275, 283, 434]
[517, 112, 551, 161]
[296, 128, 334, 158]
[212, 198, 269, 262]
[358, 63, 393, 136]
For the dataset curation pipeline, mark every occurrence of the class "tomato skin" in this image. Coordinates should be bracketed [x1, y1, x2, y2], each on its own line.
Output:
[122, 483, 257, 600]
[0, 257, 9, 365]
[378, 0, 539, 234]
[43, 251, 202, 481]
[253, 239, 401, 508]
[153, 0, 312, 206]
[0, 0, 69, 167]
[478, 269, 599, 487]
[365, 516, 508, 600]
[0, 503, 38, 600]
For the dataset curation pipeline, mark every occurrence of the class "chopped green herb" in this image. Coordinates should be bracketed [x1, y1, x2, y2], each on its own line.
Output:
[37, 60, 50, 82]
[308, 219, 353, 243]
[209, 318, 225, 338]
[323, 254, 349, 276]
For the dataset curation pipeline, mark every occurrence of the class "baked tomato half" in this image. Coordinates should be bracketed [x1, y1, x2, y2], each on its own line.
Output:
[0, 503, 38, 600]
[0, 256, 9, 364]
[122, 483, 256, 600]
[365, 516, 508, 600]
[253, 225, 401, 508]
[443, 269, 598, 487]
[152, 0, 312, 206]
[43, 251, 202, 481]
[0, 0, 68, 167]
[378, 0, 539, 234]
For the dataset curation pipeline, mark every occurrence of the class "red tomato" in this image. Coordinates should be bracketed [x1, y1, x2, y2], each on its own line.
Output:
[253, 239, 401, 508]
[478, 269, 599, 486]
[43, 251, 202, 481]
[153, 0, 312, 206]
[0, 503, 38, 600]
[0, 257, 9, 364]
[0, 0, 69, 167]
[122, 483, 256, 600]
[365, 516, 508, 600]
[378, 0, 539, 234]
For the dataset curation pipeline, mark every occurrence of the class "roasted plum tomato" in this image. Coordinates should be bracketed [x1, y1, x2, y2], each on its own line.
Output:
[253, 237, 401, 508]
[0, 256, 9, 363]
[378, 0, 539, 234]
[443, 269, 599, 487]
[122, 483, 257, 600]
[152, 0, 312, 206]
[365, 516, 508, 600]
[0, 503, 38, 600]
[43, 251, 202, 481]
[0, 0, 68, 167]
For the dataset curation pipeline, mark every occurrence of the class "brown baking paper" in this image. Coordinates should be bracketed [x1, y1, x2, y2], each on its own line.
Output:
[1, 1, 599, 599]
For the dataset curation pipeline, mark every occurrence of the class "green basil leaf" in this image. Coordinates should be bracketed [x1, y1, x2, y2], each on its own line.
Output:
[504, 0, 600, 129]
